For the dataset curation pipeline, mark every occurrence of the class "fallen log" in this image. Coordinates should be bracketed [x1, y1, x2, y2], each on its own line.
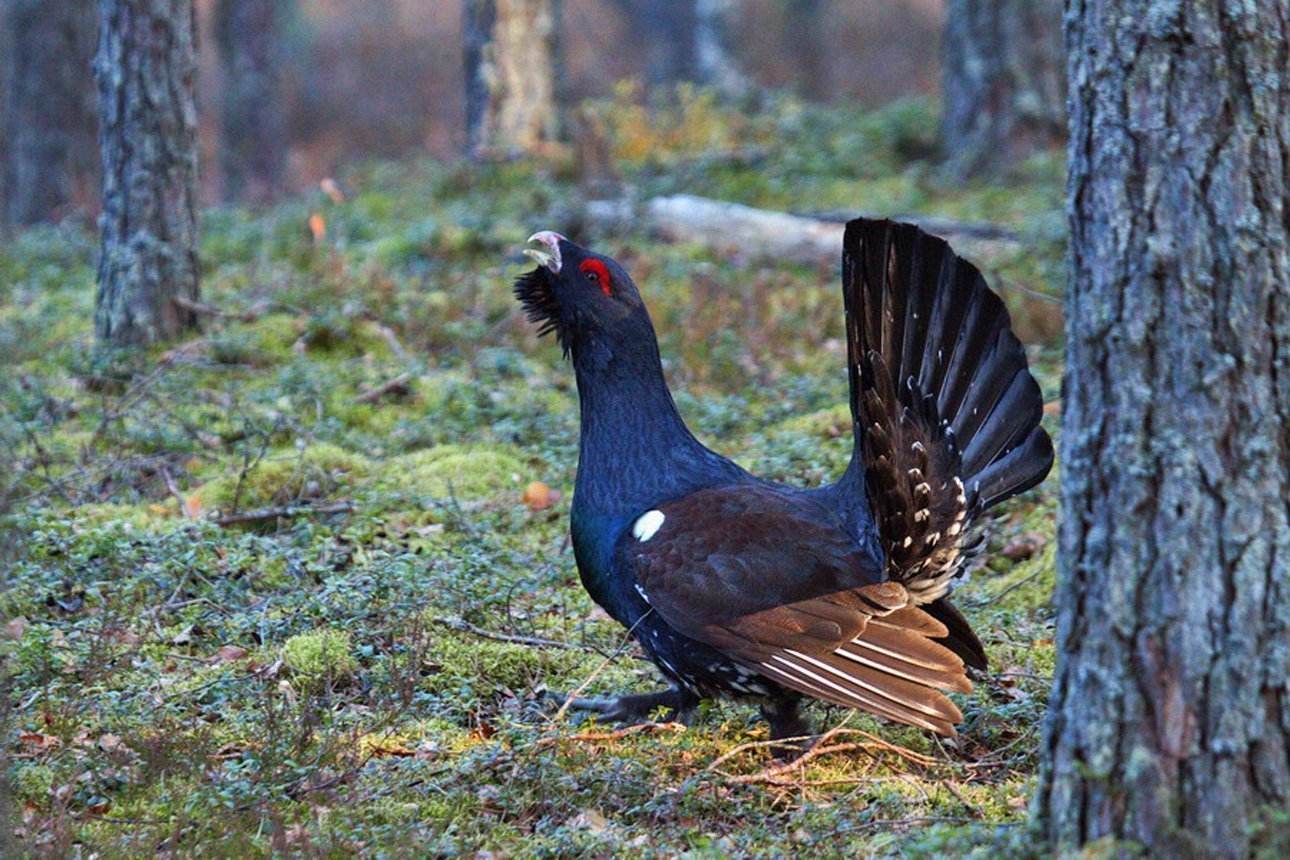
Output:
[584, 194, 1025, 267]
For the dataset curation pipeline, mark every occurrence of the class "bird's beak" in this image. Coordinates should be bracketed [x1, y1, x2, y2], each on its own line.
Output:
[524, 231, 564, 274]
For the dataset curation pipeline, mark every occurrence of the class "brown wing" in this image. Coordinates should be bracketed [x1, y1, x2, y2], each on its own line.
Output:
[626, 484, 972, 736]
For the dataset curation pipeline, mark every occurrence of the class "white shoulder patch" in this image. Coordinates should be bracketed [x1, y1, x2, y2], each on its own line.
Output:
[632, 509, 665, 542]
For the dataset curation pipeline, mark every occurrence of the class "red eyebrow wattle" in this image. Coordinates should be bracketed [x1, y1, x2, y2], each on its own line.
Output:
[579, 259, 612, 295]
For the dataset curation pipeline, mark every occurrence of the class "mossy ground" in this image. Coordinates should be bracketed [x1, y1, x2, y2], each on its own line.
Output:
[1, 92, 1063, 857]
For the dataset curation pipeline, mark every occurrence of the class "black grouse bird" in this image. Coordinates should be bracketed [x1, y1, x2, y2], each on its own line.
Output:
[515, 220, 1053, 743]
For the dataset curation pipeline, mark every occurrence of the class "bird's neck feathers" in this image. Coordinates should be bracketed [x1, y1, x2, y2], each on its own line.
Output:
[570, 316, 740, 515]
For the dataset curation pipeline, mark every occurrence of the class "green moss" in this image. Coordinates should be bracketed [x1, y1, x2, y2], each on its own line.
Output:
[282, 628, 357, 690]
[194, 442, 371, 512]
[774, 403, 851, 438]
[375, 444, 525, 500]
[424, 628, 585, 699]
[9, 763, 55, 803]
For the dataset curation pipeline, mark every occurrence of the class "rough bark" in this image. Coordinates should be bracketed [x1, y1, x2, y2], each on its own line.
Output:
[1, 0, 98, 226]
[1036, 2, 1290, 857]
[214, 0, 287, 205]
[940, 0, 1064, 179]
[463, 0, 560, 159]
[94, 0, 201, 345]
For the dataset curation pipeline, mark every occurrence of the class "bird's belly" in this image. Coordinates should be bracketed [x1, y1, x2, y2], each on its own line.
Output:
[635, 615, 776, 701]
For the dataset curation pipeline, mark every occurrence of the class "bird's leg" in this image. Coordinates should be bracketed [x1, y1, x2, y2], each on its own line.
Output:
[549, 687, 700, 725]
[760, 696, 814, 760]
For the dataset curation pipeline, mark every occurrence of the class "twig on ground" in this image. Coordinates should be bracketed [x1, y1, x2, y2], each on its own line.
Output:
[213, 500, 353, 526]
[355, 372, 413, 404]
[375, 324, 409, 361]
[431, 616, 595, 653]
[174, 295, 263, 322]
[159, 465, 194, 520]
[551, 612, 652, 724]
[711, 724, 945, 786]
[534, 722, 686, 747]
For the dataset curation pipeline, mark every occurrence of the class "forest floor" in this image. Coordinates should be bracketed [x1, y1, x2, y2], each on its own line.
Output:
[1, 91, 1067, 858]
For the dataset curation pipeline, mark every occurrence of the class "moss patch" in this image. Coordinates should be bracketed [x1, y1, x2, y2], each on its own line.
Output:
[375, 444, 526, 500]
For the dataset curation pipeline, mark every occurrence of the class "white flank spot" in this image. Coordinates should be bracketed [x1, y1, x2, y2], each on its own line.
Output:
[634, 582, 651, 604]
[632, 509, 665, 541]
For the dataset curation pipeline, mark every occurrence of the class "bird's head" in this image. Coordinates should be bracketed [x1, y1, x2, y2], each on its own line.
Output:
[515, 231, 650, 357]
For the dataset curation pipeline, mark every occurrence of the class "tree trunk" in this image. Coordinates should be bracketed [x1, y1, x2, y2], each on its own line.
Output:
[1036, 2, 1290, 857]
[213, 0, 287, 205]
[94, 0, 200, 345]
[940, 0, 1064, 179]
[463, 0, 560, 159]
[611, 0, 696, 87]
[612, 0, 747, 96]
[693, 0, 748, 97]
[784, 0, 827, 101]
[1, 0, 98, 226]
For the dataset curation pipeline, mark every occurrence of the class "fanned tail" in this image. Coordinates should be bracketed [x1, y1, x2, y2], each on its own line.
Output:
[841, 218, 1054, 666]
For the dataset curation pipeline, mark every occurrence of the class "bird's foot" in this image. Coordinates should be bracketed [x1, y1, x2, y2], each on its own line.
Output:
[545, 687, 699, 725]
[761, 698, 815, 761]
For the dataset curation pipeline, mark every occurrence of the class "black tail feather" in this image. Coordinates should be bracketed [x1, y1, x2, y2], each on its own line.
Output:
[841, 218, 1054, 603]
[923, 597, 988, 671]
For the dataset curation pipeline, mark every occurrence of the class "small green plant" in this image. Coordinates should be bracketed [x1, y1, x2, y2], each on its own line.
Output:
[282, 628, 358, 691]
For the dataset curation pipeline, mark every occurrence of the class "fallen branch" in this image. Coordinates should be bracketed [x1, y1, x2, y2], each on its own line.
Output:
[355, 372, 413, 405]
[213, 501, 353, 526]
[174, 295, 263, 323]
[159, 465, 195, 521]
[584, 194, 1025, 268]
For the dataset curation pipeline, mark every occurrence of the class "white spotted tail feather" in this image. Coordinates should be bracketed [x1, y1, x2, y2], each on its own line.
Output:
[842, 219, 1054, 608]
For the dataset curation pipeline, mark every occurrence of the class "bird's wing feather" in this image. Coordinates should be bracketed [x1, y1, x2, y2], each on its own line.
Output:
[625, 484, 971, 736]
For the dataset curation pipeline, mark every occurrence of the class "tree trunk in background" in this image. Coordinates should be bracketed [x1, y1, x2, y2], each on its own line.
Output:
[463, 0, 561, 159]
[94, 0, 200, 345]
[1, 0, 98, 226]
[1036, 2, 1289, 857]
[612, 0, 696, 87]
[613, 0, 747, 96]
[784, 0, 827, 101]
[693, 0, 749, 97]
[214, 0, 287, 205]
[940, 0, 1063, 178]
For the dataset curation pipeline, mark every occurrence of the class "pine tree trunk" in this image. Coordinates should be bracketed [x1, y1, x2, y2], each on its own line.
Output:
[1036, 2, 1290, 857]
[463, 0, 560, 159]
[94, 0, 200, 345]
[694, 0, 749, 97]
[214, 0, 287, 205]
[2, 0, 98, 226]
[940, 0, 1064, 178]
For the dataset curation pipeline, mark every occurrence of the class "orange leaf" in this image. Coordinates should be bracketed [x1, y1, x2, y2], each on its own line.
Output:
[522, 481, 563, 512]
[309, 213, 327, 244]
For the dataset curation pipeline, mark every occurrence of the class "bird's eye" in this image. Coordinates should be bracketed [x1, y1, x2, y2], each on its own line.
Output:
[578, 259, 613, 296]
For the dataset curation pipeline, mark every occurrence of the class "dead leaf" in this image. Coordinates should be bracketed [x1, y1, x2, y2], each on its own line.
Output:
[320, 178, 346, 204]
[4, 616, 28, 639]
[98, 733, 126, 752]
[18, 732, 61, 752]
[215, 645, 249, 663]
[569, 809, 609, 835]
